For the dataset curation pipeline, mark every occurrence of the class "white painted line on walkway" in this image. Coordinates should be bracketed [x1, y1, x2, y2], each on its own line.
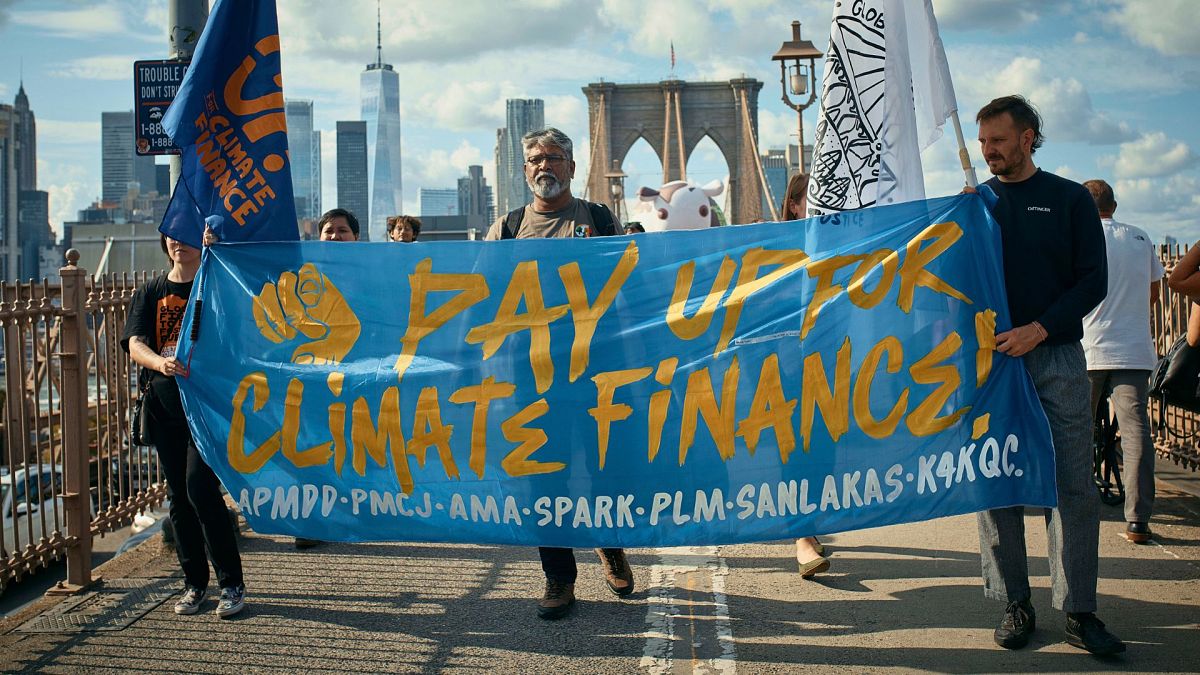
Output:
[640, 546, 737, 674]
[1148, 538, 1200, 572]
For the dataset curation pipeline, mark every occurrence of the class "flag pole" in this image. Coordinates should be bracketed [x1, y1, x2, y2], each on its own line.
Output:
[950, 110, 978, 187]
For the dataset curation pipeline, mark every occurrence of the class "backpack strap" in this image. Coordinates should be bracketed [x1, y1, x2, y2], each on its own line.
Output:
[585, 201, 618, 237]
[501, 207, 526, 240]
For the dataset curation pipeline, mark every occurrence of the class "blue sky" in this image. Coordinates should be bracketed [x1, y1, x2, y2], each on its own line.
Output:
[1, 0, 1198, 240]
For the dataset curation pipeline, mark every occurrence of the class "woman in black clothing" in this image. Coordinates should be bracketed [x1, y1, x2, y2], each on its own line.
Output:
[121, 234, 246, 618]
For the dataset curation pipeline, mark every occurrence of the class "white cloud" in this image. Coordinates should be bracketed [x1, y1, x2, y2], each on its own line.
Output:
[602, 0, 717, 59]
[1052, 164, 1081, 182]
[49, 55, 141, 81]
[409, 81, 516, 132]
[12, 5, 127, 38]
[982, 57, 1136, 145]
[278, 0, 598, 67]
[757, 109, 801, 153]
[37, 119, 102, 147]
[1109, 0, 1200, 57]
[1100, 132, 1198, 179]
[139, 0, 166, 32]
[921, 137, 972, 197]
[404, 141, 488, 208]
[1114, 174, 1200, 242]
[931, 0, 1043, 31]
[543, 95, 588, 141]
[37, 160, 96, 238]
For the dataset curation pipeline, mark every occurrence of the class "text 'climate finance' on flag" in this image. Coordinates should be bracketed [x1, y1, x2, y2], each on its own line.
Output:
[159, 0, 298, 248]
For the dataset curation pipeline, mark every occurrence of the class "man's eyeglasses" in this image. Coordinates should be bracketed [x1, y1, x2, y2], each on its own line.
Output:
[525, 154, 568, 167]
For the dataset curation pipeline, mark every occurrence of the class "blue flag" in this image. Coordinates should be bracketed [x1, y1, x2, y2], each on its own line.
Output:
[171, 194, 1058, 547]
[159, 0, 298, 248]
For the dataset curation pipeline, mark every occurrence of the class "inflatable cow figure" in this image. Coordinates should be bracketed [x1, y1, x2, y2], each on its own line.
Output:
[637, 179, 723, 231]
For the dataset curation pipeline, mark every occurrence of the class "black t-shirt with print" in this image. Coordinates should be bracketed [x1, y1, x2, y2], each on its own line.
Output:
[122, 275, 193, 414]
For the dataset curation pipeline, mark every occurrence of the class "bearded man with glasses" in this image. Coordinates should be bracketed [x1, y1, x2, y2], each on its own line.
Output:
[485, 127, 632, 619]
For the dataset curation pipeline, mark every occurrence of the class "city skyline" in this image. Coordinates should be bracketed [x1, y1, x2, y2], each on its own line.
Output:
[0, 1, 1197, 241]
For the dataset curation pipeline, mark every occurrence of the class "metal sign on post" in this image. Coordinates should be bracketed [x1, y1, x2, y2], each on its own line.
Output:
[133, 59, 190, 156]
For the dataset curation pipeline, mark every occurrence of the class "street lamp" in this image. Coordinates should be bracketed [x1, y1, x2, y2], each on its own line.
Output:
[771, 20, 823, 175]
[605, 160, 628, 225]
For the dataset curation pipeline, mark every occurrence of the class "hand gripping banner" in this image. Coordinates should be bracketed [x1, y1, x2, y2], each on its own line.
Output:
[173, 194, 1057, 547]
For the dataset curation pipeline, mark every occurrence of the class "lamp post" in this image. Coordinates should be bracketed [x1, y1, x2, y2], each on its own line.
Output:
[605, 160, 628, 225]
[771, 20, 823, 175]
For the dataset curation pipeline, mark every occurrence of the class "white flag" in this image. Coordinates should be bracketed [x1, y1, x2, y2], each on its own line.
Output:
[807, 0, 958, 215]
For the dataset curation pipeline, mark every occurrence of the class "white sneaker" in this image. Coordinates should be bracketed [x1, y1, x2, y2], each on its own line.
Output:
[174, 586, 205, 615]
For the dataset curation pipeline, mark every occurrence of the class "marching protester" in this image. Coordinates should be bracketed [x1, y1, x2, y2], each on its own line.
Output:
[388, 215, 422, 242]
[122, 230, 246, 618]
[293, 207, 363, 550]
[972, 95, 1124, 655]
[781, 172, 810, 220]
[1081, 179, 1163, 545]
[484, 127, 635, 620]
[779, 173, 829, 578]
[318, 208, 361, 242]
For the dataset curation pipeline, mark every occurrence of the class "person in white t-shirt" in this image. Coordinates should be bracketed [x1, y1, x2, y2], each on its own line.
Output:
[1080, 179, 1163, 544]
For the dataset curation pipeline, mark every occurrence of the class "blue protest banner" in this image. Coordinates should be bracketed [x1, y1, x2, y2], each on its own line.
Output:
[158, 0, 298, 248]
[173, 193, 1056, 547]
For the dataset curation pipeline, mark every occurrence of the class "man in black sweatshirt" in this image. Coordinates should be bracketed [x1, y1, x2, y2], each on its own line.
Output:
[973, 95, 1124, 656]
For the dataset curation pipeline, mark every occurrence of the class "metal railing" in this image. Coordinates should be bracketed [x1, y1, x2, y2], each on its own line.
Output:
[0, 251, 165, 594]
[1, 246, 1199, 595]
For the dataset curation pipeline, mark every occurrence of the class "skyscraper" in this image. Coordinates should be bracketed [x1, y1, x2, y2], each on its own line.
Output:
[360, 8, 402, 241]
[458, 165, 494, 222]
[0, 104, 18, 278]
[336, 120, 369, 227]
[101, 111, 157, 204]
[312, 129, 322, 216]
[18, 189, 51, 279]
[494, 99, 544, 215]
[761, 148, 788, 217]
[419, 188, 458, 217]
[2, 83, 54, 280]
[13, 81, 35, 191]
[156, 164, 171, 195]
[285, 99, 322, 221]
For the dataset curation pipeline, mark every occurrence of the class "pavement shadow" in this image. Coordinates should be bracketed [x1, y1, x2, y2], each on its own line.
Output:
[720, 582, 1196, 672]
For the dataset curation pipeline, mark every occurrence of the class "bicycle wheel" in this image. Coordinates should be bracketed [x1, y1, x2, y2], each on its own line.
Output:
[1097, 413, 1125, 506]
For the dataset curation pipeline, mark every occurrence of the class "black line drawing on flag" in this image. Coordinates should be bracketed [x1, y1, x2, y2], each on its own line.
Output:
[807, 9, 886, 216]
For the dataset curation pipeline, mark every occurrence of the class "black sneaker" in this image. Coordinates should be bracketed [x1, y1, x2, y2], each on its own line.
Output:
[995, 599, 1036, 649]
[537, 579, 576, 620]
[1066, 613, 1126, 656]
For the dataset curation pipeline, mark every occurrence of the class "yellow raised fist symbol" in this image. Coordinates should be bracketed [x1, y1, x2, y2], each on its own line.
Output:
[252, 263, 361, 365]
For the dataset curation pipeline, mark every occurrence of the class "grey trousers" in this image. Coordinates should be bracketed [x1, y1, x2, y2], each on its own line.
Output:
[977, 342, 1099, 613]
[1089, 369, 1156, 524]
